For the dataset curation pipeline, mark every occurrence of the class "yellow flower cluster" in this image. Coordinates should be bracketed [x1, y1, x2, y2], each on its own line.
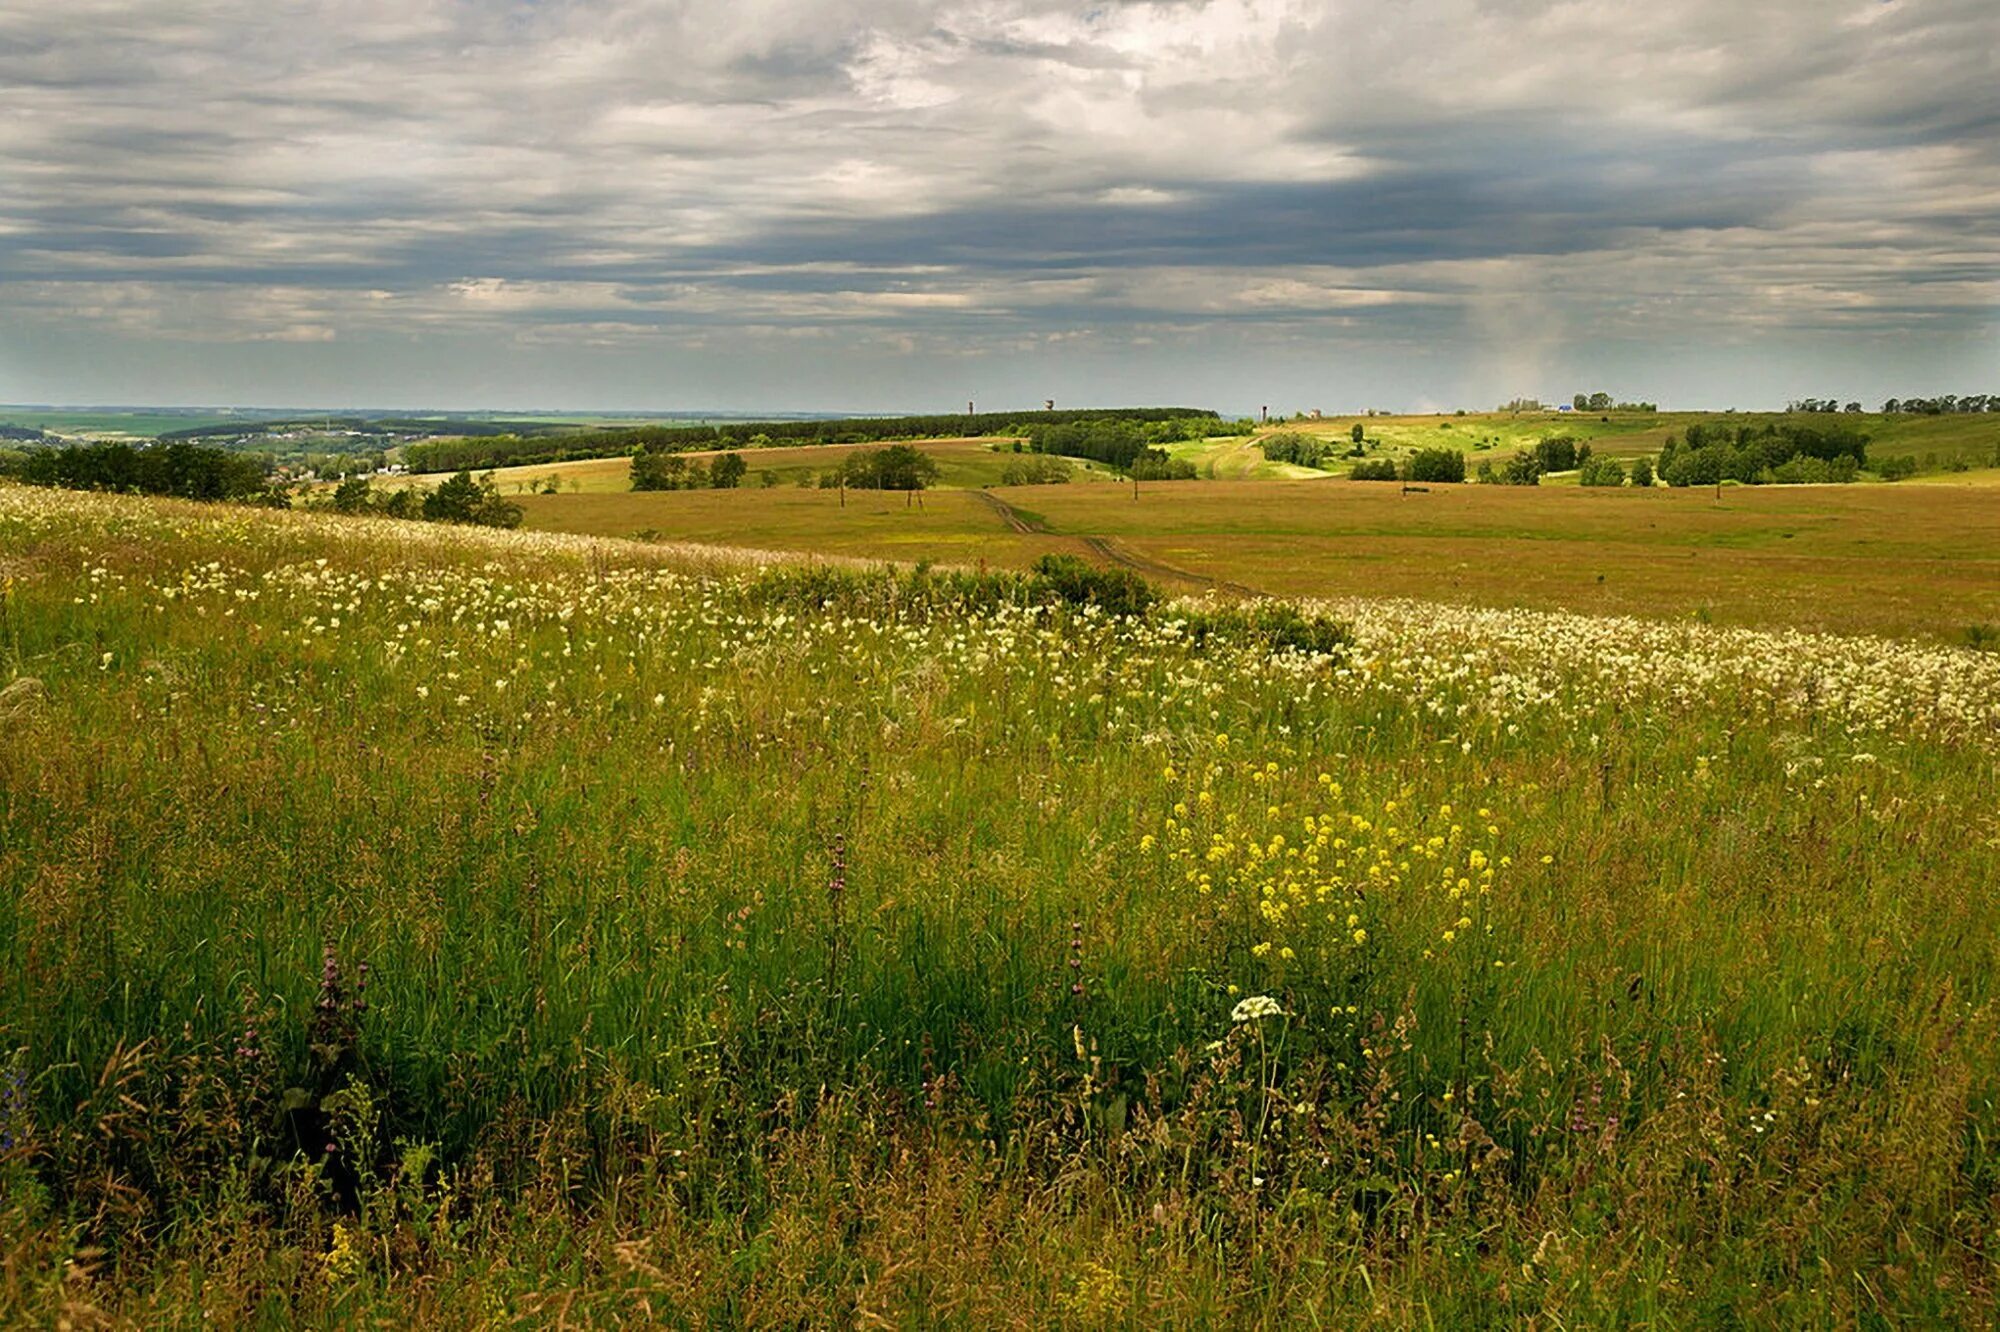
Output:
[1148, 741, 1509, 978]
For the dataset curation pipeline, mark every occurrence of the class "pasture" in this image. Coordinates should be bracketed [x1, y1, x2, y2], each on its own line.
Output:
[0, 407, 257, 440]
[518, 476, 2000, 641]
[376, 437, 1128, 497]
[2, 481, 2000, 1323]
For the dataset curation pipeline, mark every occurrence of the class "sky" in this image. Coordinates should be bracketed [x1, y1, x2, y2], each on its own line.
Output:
[1, 0, 1995, 415]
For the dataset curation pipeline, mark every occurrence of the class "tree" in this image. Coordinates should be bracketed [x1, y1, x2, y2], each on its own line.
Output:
[1579, 456, 1625, 486]
[1499, 452, 1542, 485]
[837, 445, 941, 490]
[1572, 393, 1589, 411]
[1404, 448, 1465, 483]
[710, 451, 747, 488]
[422, 471, 484, 522]
[631, 451, 686, 491]
[422, 470, 522, 527]
[332, 475, 372, 513]
[1629, 456, 1654, 488]
[1350, 423, 1365, 445]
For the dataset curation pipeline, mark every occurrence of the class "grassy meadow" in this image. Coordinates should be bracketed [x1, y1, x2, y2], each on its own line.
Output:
[0, 408, 258, 441]
[514, 478, 2000, 642]
[379, 438, 1130, 498]
[3, 481, 2000, 1324]
[1279, 410, 2000, 477]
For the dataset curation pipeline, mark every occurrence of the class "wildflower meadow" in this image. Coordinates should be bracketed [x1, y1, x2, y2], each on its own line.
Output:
[1, 483, 1997, 1324]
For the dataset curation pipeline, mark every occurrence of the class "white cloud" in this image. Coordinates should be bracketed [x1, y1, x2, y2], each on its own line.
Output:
[0, 0, 1993, 407]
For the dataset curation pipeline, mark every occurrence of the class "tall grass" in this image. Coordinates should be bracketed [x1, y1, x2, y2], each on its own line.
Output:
[0, 486, 1996, 1324]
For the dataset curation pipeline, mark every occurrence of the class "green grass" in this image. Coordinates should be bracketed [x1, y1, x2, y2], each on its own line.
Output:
[0, 407, 264, 439]
[1261, 410, 2000, 479]
[370, 437, 1125, 499]
[2, 484, 1999, 1323]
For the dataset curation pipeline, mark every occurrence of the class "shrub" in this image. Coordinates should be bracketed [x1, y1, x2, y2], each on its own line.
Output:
[1000, 455, 1074, 486]
[1172, 601, 1352, 657]
[1404, 448, 1466, 483]
[1349, 459, 1399, 481]
[1029, 554, 1158, 619]
[1579, 456, 1626, 487]
[1128, 451, 1197, 481]
[1485, 452, 1541, 485]
[422, 471, 523, 528]
[1629, 457, 1654, 488]
[1534, 435, 1581, 473]
[1260, 432, 1329, 468]
[331, 475, 373, 513]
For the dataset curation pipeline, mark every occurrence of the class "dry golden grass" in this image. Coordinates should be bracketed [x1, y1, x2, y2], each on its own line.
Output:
[520, 477, 2000, 640]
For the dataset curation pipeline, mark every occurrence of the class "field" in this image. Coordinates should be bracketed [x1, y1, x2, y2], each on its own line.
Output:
[0, 408, 261, 440]
[514, 476, 2000, 641]
[3, 480, 2000, 1324]
[376, 438, 1130, 497]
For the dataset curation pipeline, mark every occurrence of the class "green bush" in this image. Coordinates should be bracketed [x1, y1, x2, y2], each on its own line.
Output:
[1000, 455, 1074, 486]
[1171, 601, 1352, 657]
[1404, 449, 1466, 483]
[1579, 456, 1626, 487]
[1029, 554, 1158, 619]
[1260, 432, 1330, 468]
[1349, 459, 1399, 481]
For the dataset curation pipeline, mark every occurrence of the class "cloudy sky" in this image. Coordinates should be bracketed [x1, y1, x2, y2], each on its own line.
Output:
[1, 0, 1995, 413]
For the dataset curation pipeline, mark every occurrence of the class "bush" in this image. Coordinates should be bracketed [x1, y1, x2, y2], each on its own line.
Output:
[1349, 459, 1399, 481]
[1482, 452, 1541, 485]
[1171, 601, 1352, 658]
[1877, 455, 1918, 481]
[331, 475, 373, 513]
[1404, 448, 1465, 483]
[1260, 432, 1330, 468]
[1128, 451, 1197, 481]
[837, 445, 942, 490]
[1000, 455, 1074, 486]
[1579, 456, 1626, 487]
[632, 452, 695, 491]
[1029, 554, 1157, 619]
[421, 472, 523, 528]
[1630, 457, 1654, 488]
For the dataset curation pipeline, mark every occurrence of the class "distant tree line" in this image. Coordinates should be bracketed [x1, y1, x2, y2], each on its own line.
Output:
[1878, 396, 1996, 414]
[412, 408, 1226, 474]
[1350, 448, 1467, 483]
[1658, 422, 1867, 486]
[1020, 415, 1240, 476]
[1783, 396, 1997, 415]
[328, 472, 523, 527]
[632, 450, 748, 491]
[1258, 432, 1334, 468]
[1570, 392, 1657, 412]
[818, 445, 943, 491]
[4, 440, 287, 505]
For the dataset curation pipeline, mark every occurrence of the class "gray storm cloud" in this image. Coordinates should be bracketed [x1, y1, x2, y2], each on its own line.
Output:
[0, 0, 1994, 409]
